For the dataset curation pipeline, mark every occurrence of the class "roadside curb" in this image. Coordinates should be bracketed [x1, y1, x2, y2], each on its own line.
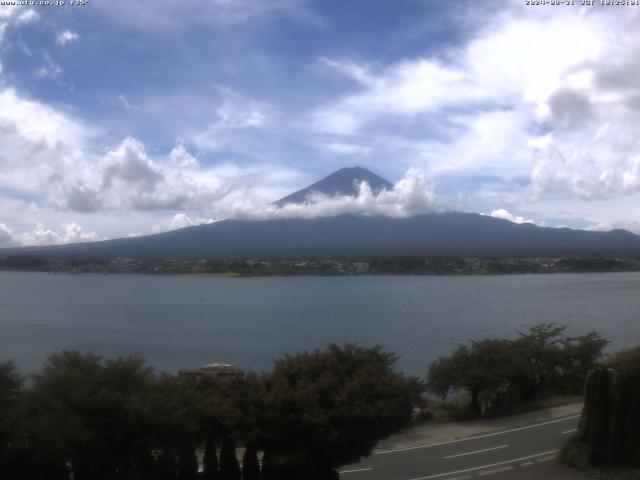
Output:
[373, 403, 584, 453]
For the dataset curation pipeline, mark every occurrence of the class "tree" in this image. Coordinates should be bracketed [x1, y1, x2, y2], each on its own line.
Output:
[145, 375, 204, 480]
[258, 344, 420, 479]
[219, 436, 241, 480]
[27, 351, 155, 479]
[427, 340, 521, 413]
[202, 435, 220, 480]
[515, 323, 567, 400]
[242, 444, 260, 480]
[177, 446, 198, 480]
[561, 332, 608, 393]
[0, 361, 23, 477]
[427, 324, 607, 413]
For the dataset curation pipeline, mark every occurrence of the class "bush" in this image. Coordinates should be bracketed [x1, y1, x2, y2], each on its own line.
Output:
[559, 435, 590, 470]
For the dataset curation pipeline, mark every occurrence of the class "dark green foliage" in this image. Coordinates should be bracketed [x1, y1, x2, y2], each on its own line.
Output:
[427, 324, 608, 414]
[0, 255, 47, 271]
[241, 445, 260, 480]
[607, 373, 631, 466]
[572, 354, 640, 469]
[605, 346, 640, 380]
[586, 368, 612, 465]
[26, 351, 157, 479]
[202, 435, 220, 480]
[625, 385, 640, 467]
[156, 449, 178, 480]
[0, 361, 23, 479]
[219, 437, 241, 480]
[177, 446, 198, 480]
[259, 344, 420, 476]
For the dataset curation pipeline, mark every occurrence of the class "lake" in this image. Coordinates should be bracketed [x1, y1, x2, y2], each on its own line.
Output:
[1, 271, 639, 377]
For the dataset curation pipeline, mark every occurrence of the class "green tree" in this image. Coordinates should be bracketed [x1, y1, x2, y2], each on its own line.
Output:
[427, 339, 520, 413]
[515, 323, 567, 400]
[177, 446, 198, 480]
[258, 344, 420, 479]
[145, 375, 204, 480]
[202, 435, 220, 480]
[0, 361, 23, 477]
[586, 368, 612, 465]
[560, 332, 608, 393]
[27, 351, 155, 479]
[241, 444, 260, 480]
[219, 436, 241, 480]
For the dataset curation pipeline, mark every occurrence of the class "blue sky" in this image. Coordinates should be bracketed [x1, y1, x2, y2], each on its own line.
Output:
[1, 0, 640, 245]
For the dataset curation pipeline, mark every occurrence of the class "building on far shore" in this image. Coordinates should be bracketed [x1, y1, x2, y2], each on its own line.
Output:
[178, 363, 244, 380]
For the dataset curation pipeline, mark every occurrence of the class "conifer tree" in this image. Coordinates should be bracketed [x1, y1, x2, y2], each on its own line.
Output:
[587, 368, 612, 465]
[606, 373, 630, 466]
[242, 444, 261, 480]
[202, 435, 220, 480]
[220, 436, 241, 480]
[177, 446, 198, 480]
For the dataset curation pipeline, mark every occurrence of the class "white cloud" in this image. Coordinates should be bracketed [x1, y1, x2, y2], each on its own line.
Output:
[16, 222, 101, 246]
[169, 140, 199, 168]
[193, 89, 273, 153]
[153, 213, 216, 233]
[312, 6, 640, 208]
[0, 222, 13, 244]
[56, 30, 78, 45]
[116, 94, 136, 110]
[35, 64, 62, 79]
[0, 221, 101, 247]
[0, 7, 37, 40]
[486, 208, 534, 225]
[14, 9, 38, 25]
[221, 167, 437, 221]
[320, 142, 371, 157]
[586, 219, 640, 234]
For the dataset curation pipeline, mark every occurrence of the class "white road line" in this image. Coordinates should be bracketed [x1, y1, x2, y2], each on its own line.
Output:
[478, 466, 514, 476]
[536, 456, 555, 463]
[562, 428, 577, 434]
[339, 467, 373, 474]
[405, 449, 558, 480]
[444, 444, 509, 459]
[375, 415, 579, 455]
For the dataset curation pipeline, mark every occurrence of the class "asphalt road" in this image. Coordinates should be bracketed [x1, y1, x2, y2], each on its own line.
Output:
[340, 413, 581, 480]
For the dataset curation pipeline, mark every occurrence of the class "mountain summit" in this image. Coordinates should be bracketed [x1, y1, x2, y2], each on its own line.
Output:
[276, 166, 393, 206]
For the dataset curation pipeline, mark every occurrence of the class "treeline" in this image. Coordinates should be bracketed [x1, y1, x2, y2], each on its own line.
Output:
[0, 345, 420, 480]
[0, 255, 49, 271]
[426, 324, 608, 414]
[3, 255, 640, 276]
[0, 326, 616, 479]
[562, 346, 640, 469]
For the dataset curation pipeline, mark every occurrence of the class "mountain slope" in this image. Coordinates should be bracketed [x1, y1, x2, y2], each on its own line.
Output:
[276, 166, 393, 205]
[3, 212, 640, 260]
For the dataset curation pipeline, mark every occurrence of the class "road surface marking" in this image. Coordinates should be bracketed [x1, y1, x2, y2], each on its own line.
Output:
[562, 428, 577, 434]
[520, 461, 533, 467]
[444, 444, 509, 459]
[339, 467, 373, 474]
[375, 415, 579, 455]
[536, 456, 555, 463]
[478, 466, 514, 476]
[405, 449, 558, 480]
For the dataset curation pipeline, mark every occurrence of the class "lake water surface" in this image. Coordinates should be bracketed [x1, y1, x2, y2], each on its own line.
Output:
[1, 271, 639, 376]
